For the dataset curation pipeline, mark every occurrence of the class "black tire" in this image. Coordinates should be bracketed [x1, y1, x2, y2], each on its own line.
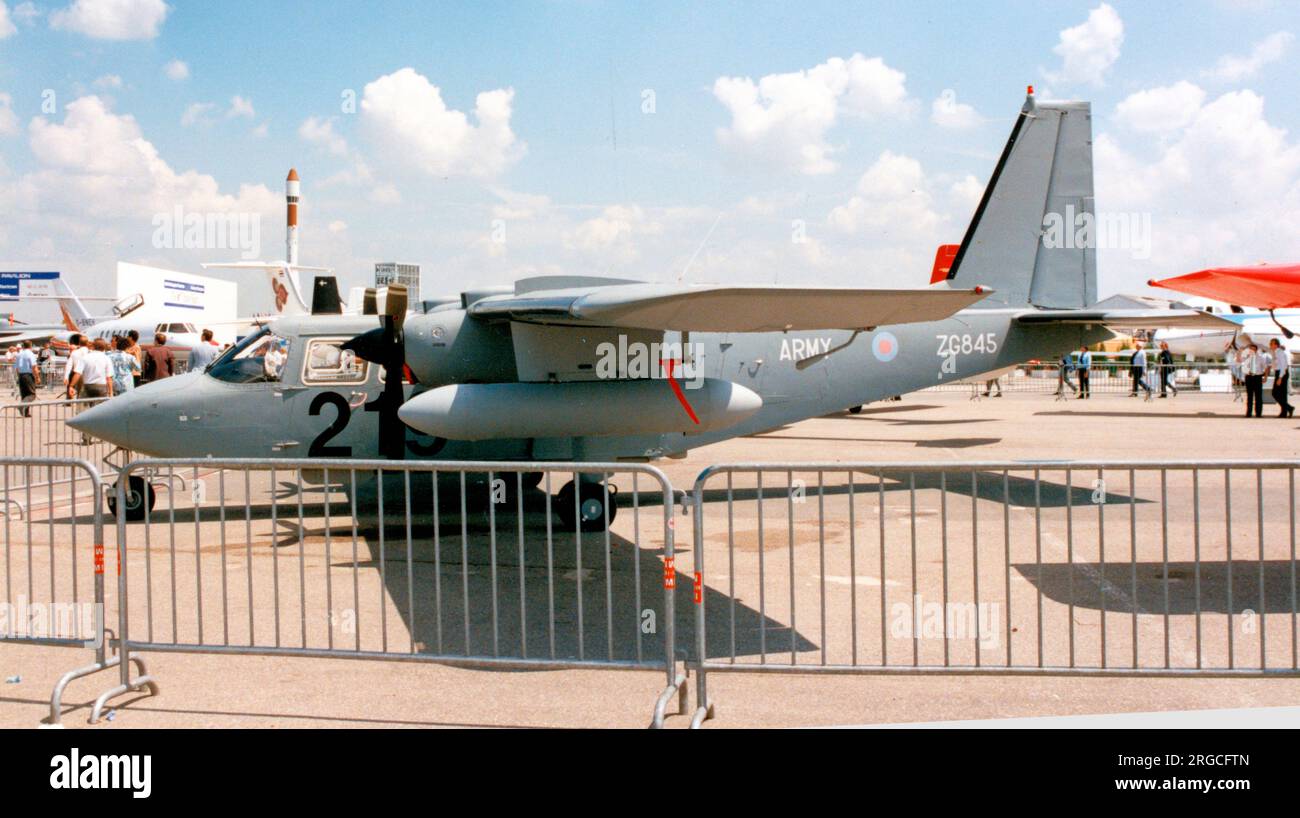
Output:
[107, 476, 155, 522]
[555, 480, 618, 532]
[848, 405, 863, 414]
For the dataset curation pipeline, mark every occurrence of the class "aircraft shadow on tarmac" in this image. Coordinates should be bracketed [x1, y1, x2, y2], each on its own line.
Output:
[747, 435, 1002, 448]
[335, 477, 817, 664]
[1035, 409, 1250, 420]
[695, 470, 1145, 509]
[1014, 560, 1299, 615]
[115, 471, 817, 665]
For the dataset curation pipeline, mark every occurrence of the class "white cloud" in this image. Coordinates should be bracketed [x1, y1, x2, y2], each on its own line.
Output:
[12, 2, 38, 24]
[50, 0, 169, 40]
[1047, 3, 1124, 87]
[164, 59, 189, 81]
[179, 102, 216, 127]
[950, 174, 984, 213]
[1203, 31, 1293, 82]
[227, 95, 254, 119]
[829, 150, 943, 239]
[1113, 81, 1206, 133]
[0, 95, 280, 310]
[1095, 89, 1300, 291]
[251, 122, 268, 138]
[0, 92, 18, 137]
[92, 74, 123, 90]
[360, 67, 525, 178]
[327, 220, 347, 234]
[564, 204, 662, 260]
[0, 2, 16, 38]
[369, 184, 400, 205]
[298, 116, 347, 156]
[489, 186, 551, 221]
[713, 53, 913, 175]
[20, 95, 278, 219]
[930, 89, 981, 130]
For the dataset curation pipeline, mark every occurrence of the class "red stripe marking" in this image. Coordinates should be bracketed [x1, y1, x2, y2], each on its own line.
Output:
[661, 359, 700, 425]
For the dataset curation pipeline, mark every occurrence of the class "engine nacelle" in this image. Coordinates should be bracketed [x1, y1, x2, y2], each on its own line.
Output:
[397, 378, 762, 440]
[403, 311, 517, 385]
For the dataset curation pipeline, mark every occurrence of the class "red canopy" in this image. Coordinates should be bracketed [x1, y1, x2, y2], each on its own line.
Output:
[1149, 264, 1300, 310]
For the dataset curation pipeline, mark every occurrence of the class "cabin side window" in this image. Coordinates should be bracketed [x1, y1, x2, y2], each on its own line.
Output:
[301, 338, 368, 385]
[208, 327, 292, 384]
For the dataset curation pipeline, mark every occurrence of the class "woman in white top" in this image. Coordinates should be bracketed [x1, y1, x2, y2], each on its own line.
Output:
[1269, 339, 1293, 418]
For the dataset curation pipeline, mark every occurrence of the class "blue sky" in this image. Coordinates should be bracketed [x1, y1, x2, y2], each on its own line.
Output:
[2, 0, 1299, 316]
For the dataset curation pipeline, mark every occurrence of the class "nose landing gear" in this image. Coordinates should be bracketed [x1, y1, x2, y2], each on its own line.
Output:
[106, 475, 156, 522]
[555, 479, 618, 532]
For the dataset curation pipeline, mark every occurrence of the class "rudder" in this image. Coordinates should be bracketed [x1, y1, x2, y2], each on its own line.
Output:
[947, 91, 1096, 310]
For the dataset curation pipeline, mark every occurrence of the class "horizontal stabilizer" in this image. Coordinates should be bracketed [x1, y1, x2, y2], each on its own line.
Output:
[468, 281, 993, 332]
[1016, 309, 1239, 330]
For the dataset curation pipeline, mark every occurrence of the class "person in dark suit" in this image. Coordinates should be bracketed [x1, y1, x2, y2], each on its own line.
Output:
[1269, 338, 1293, 418]
[1157, 341, 1178, 398]
[1075, 345, 1091, 399]
[1241, 343, 1267, 418]
[141, 332, 175, 383]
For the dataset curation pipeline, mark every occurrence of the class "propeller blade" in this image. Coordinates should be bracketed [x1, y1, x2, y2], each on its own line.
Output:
[338, 326, 386, 363]
[385, 283, 408, 330]
[363, 288, 378, 316]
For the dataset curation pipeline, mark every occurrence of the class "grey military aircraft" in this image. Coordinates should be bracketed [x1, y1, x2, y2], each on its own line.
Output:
[69, 91, 1231, 529]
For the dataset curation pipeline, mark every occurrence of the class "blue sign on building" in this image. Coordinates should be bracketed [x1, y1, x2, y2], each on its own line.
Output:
[0, 271, 61, 299]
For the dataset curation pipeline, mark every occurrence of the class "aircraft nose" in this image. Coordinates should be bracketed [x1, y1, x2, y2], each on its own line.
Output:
[65, 394, 133, 448]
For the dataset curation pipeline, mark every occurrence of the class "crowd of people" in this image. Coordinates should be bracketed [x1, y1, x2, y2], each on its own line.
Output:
[5, 329, 227, 439]
[1055, 340, 1293, 417]
[1228, 339, 1294, 419]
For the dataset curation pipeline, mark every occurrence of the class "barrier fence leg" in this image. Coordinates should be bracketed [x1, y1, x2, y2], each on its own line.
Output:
[88, 473, 159, 724]
[649, 483, 688, 728]
[31, 460, 137, 727]
[689, 486, 715, 728]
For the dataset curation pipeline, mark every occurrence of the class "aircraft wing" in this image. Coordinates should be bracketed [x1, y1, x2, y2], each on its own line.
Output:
[467, 281, 993, 332]
[1015, 309, 1240, 331]
[201, 262, 333, 273]
[1148, 264, 1300, 310]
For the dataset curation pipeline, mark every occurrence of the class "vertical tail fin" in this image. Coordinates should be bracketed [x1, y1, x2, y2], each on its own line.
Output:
[946, 92, 1097, 310]
[53, 278, 94, 330]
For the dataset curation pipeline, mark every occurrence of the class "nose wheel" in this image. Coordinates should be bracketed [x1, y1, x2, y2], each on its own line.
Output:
[106, 475, 156, 522]
[555, 480, 617, 532]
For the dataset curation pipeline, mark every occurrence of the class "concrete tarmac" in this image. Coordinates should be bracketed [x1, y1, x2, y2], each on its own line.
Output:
[3, 390, 1300, 728]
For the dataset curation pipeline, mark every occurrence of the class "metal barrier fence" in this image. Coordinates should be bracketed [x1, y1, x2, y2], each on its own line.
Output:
[0, 457, 156, 725]
[923, 362, 1279, 395]
[0, 399, 128, 492]
[688, 461, 1300, 726]
[103, 458, 687, 727]
[0, 361, 66, 398]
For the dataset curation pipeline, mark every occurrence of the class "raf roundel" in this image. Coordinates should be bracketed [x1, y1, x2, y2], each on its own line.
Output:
[872, 331, 899, 362]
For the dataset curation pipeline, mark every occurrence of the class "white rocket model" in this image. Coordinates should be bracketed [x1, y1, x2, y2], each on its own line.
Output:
[286, 167, 300, 266]
[202, 166, 330, 316]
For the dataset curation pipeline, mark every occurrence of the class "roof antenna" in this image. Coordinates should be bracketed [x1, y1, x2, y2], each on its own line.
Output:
[678, 213, 722, 284]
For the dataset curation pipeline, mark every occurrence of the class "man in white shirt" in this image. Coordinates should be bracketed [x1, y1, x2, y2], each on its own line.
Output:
[69, 338, 114, 444]
[1241, 343, 1268, 418]
[1269, 338, 1293, 418]
[14, 342, 40, 416]
[64, 334, 90, 398]
[188, 328, 221, 372]
[1128, 342, 1153, 398]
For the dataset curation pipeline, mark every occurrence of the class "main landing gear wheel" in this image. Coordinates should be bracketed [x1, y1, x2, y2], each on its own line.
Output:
[107, 475, 155, 522]
[848, 405, 863, 414]
[555, 480, 618, 532]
